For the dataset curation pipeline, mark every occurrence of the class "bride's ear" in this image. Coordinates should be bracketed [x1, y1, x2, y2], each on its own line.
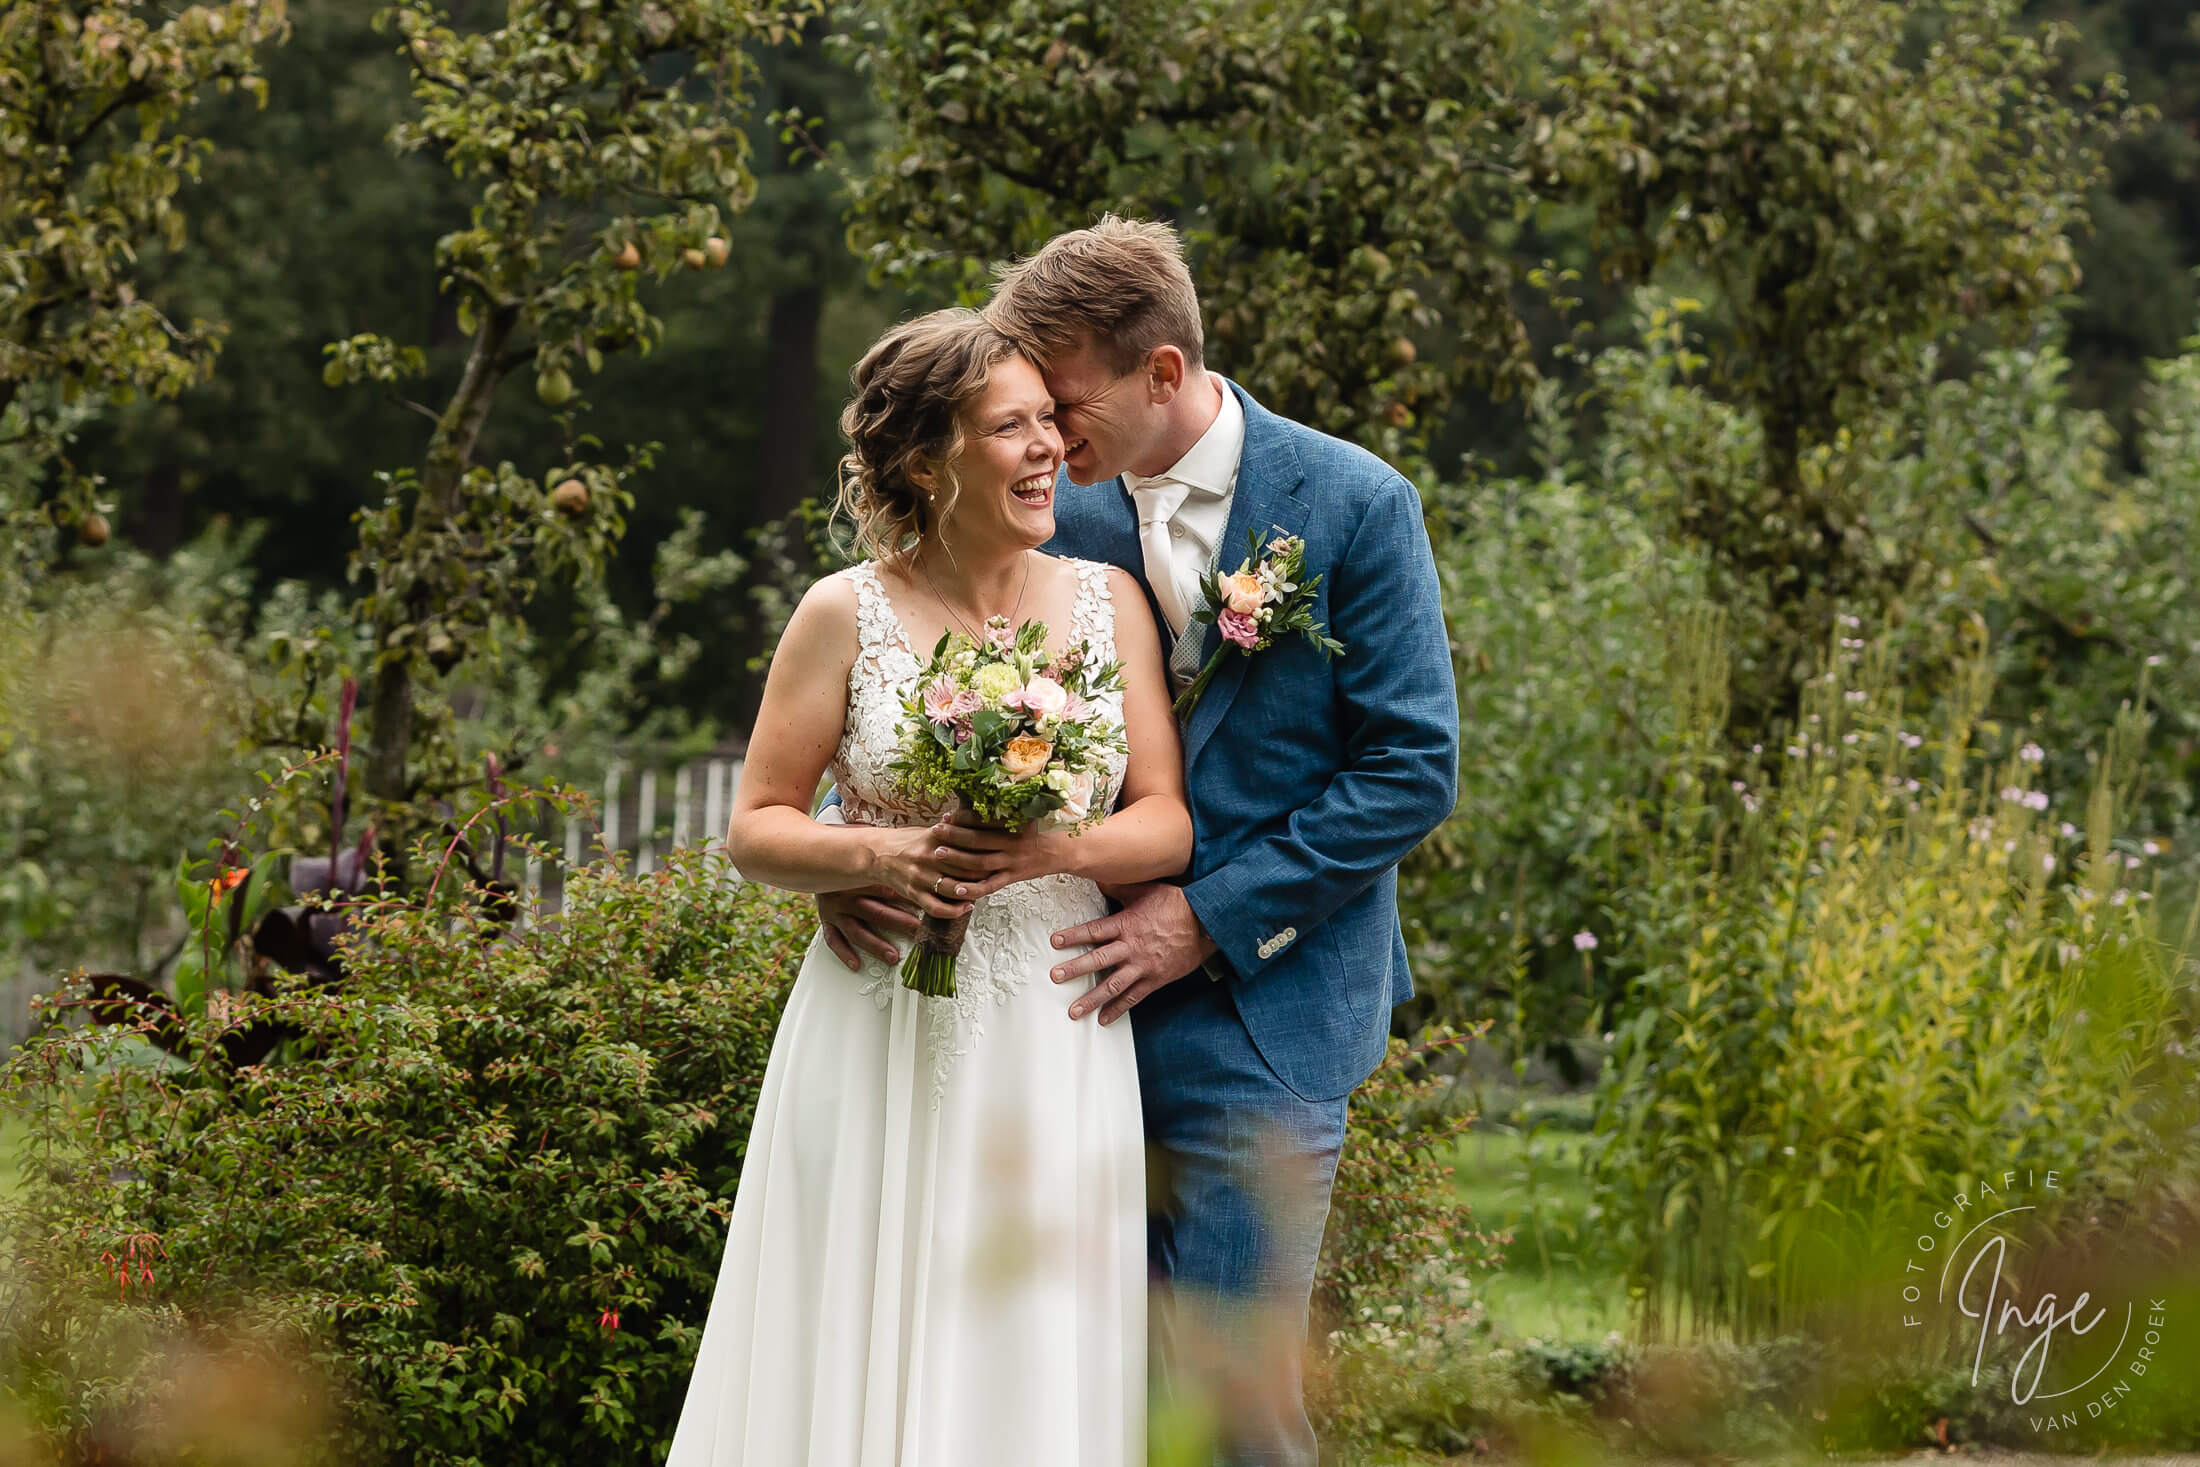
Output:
[908, 461, 940, 503]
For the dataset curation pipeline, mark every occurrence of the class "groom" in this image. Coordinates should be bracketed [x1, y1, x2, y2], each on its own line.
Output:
[822, 216, 1457, 1465]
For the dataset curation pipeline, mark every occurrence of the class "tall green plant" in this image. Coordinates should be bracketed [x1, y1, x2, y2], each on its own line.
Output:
[1593, 616, 2198, 1342]
[1533, 0, 2131, 736]
[1402, 376, 1705, 1054]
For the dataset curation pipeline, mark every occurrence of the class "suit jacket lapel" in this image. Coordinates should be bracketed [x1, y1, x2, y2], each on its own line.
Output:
[1182, 383, 1307, 769]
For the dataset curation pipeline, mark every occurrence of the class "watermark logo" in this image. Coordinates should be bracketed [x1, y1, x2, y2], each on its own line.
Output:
[1898, 1168, 2168, 1435]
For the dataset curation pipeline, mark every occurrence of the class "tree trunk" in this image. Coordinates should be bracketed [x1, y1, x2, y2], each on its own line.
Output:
[755, 281, 823, 522]
[363, 304, 520, 815]
[128, 463, 186, 556]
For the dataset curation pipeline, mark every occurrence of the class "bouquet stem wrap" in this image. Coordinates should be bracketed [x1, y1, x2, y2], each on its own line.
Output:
[900, 801, 993, 997]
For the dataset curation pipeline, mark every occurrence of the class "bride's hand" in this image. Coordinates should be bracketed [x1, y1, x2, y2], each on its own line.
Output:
[932, 809, 1065, 900]
[870, 823, 981, 920]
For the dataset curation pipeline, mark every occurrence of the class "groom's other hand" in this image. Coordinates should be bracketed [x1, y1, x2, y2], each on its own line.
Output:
[817, 887, 920, 971]
[1051, 881, 1217, 1024]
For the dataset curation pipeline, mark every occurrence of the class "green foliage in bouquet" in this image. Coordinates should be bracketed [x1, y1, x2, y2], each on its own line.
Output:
[4, 847, 811, 1465]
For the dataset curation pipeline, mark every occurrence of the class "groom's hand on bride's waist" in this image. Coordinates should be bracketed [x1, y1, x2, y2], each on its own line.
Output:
[817, 886, 921, 971]
[1050, 882, 1217, 1026]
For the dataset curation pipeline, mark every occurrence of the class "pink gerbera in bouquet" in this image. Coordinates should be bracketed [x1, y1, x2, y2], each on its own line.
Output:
[890, 615, 1126, 997]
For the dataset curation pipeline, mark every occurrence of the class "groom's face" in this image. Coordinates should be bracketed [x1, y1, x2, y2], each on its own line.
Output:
[1041, 340, 1163, 487]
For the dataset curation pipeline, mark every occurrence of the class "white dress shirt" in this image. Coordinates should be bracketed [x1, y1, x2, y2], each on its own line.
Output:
[1123, 380, 1245, 686]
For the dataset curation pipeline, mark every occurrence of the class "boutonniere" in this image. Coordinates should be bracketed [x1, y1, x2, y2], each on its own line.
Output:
[1173, 527, 1345, 720]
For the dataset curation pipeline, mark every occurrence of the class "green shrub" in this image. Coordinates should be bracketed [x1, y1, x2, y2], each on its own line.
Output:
[1403, 395, 1706, 1057]
[1317, 1029, 1501, 1335]
[5, 848, 810, 1465]
[1592, 615, 2200, 1347]
[0, 526, 262, 990]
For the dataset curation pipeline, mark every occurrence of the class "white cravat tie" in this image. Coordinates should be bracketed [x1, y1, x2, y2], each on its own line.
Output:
[1130, 479, 1194, 637]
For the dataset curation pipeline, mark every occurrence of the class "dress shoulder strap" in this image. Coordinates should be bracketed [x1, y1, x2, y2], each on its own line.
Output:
[845, 562, 914, 671]
[1068, 558, 1118, 663]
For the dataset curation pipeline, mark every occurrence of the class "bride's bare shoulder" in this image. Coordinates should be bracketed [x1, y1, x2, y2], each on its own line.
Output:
[776, 568, 864, 659]
[1097, 563, 1143, 602]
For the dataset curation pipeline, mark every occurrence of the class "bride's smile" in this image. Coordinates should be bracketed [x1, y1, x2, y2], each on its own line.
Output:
[923, 354, 1063, 558]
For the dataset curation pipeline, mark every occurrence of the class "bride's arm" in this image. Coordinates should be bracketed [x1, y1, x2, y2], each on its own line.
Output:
[727, 576, 976, 921]
[951, 567, 1192, 897]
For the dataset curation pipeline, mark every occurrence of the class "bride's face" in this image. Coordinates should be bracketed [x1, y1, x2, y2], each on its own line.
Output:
[935, 355, 1063, 555]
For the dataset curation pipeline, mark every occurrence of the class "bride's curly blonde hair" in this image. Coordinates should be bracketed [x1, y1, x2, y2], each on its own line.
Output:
[835, 307, 1025, 570]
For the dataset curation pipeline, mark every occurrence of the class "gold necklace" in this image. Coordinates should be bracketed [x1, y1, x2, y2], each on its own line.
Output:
[921, 550, 1031, 644]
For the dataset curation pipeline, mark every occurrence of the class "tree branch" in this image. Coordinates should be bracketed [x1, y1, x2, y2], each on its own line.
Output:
[446, 266, 514, 310]
[65, 84, 155, 151]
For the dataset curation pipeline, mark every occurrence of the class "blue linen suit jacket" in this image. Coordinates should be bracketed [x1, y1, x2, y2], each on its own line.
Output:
[1046, 381, 1459, 1103]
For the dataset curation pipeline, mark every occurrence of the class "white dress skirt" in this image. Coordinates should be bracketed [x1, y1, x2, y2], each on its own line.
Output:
[666, 559, 1145, 1467]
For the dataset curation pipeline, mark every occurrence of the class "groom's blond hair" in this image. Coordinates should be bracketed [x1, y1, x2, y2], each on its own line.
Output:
[988, 215, 1205, 376]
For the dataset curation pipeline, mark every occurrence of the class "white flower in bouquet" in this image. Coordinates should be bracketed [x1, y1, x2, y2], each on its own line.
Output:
[1045, 766, 1097, 825]
[1014, 675, 1068, 724]
[970, 662, 1023, 710]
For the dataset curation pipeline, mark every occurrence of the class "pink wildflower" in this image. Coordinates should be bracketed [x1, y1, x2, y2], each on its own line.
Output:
[1217, 608, 1259, 648]
[921, 678, 965, 724]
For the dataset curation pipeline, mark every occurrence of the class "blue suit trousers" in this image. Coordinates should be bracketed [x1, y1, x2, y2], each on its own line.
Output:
[1135, 976, 1349, 1467]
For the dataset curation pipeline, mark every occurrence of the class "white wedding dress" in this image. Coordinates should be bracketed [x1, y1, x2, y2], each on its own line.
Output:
[667, 559, 1145, 1467]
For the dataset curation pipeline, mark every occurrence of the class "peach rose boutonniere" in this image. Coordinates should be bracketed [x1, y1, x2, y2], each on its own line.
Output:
[1174, 528, 1346, 720]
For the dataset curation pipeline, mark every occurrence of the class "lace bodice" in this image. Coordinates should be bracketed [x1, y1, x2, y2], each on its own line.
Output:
[832, 558, 1128, 827]
[830, 559, 1131, 1106]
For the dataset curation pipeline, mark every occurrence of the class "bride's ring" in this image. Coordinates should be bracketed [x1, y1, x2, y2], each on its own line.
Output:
[932, 874, 946, 897]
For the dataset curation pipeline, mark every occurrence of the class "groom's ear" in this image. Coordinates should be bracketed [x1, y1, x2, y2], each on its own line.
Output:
[1145, 344, 1189, 403]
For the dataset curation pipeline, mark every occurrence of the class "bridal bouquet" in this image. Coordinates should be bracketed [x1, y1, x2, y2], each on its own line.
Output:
[890, 616, 1126, 997]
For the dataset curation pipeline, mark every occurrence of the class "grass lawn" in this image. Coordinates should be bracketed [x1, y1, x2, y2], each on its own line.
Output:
[1440, 1097, 1633, 1342]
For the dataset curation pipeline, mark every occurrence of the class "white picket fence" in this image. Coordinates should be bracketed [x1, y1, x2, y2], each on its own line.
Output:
[513, 753, 747, 926]
[0, 755, 755, 1045]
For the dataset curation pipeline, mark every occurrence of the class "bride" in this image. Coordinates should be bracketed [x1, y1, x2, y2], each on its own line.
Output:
[666, 308, 1191, 1466]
